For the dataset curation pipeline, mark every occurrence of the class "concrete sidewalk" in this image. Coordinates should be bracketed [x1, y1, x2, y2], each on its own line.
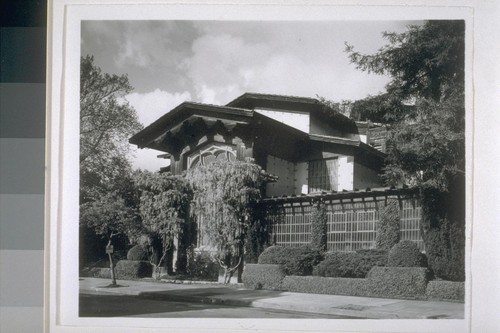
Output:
[79, 277, 464, 319]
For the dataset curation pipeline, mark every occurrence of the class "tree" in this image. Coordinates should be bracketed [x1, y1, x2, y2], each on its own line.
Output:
[79, 55, 144, 277]
[187, 159, 265, 283]
[80, 191, 142, 285]
[134, 171, 192, 278]
[80, 55, 143, 203]
[345, 20, 465, 280]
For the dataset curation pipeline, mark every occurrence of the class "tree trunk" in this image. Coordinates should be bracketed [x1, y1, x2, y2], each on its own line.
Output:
[106, 238, 116, 285]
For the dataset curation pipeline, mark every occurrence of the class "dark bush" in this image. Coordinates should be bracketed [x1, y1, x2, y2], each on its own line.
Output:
[366, 266, 432, 298]
[388, 240, 427, 267]
[424, 218, 465, 281]
[426, 280, 465, 302]
[313, 249, 388, 278]
[310, 202, 327, 252]
[115, 260, 153, 279]
[185, 248, 219, 281]
[376, 199, 400, 250]
[258, 245, 323, 276]
[127, 244, 149, 261]
[80, 267, 111, 279]
[242, 264, 286, 290]
[244, 217, 270, 264]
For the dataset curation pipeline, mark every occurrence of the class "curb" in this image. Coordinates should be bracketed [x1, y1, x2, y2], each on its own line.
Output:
[79, 280, 464, 320]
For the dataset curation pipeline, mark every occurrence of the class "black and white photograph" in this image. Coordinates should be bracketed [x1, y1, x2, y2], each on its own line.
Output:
[44, 2, 490, 332]
[77, 17, 466, 321]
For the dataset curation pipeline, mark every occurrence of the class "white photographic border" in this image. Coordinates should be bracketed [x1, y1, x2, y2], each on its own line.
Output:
[46, 0, 499, 332]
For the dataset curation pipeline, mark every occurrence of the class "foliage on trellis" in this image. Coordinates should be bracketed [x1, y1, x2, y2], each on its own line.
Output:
[310, 201, 328, 252]
[187, 159, 266, 282]
[134, 170, 192, 275]
[376, 199, 401, 250]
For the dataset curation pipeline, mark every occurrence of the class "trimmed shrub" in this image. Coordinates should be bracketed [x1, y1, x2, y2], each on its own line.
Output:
[115, 260, 153, 279]
[388, 240, 427, 267]
[376, 199, 400, 250]
[424, 218, 465, 282]
[282, 276, 368, 296]
[126, 245, 149, 261]
[366, 266, 432, 298]
[81, 267, 111, 279]
[258, 245, 323, 276]
[282, 268, 430, 299]
[426, 280, 465, 302]
[242, 264, 286, 290]
[310, 202, 327, 252]
[313, 249, 388, 278]
[185, 248, 219, 281]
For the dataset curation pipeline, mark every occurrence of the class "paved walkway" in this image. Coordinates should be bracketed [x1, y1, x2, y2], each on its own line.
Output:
[79, 277, 464, 319]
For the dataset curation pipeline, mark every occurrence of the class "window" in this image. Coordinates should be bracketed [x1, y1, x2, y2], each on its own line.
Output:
[308, 158, 339, 193]
[187, 145, 236, 169]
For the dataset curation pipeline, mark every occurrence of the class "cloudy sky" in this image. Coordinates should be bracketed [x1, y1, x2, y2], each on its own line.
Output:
[81, 20, 420, 171]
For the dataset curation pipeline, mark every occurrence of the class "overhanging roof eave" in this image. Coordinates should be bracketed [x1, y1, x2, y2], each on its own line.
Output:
[129, 102, 253, 148]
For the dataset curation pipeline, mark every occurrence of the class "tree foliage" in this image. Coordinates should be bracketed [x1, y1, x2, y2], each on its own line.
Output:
[346, 21, 464, 103]
[345, 20, 465, 192]
[80, 191, 141, 240]
[80, 55, 143, 202]
[187, 159, 265, 282]
[134, 170, 192, 275]
[345, 20, 465, 280]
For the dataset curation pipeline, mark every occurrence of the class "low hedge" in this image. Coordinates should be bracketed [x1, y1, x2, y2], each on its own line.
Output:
[258, 245, 323, 276]
[313, 249, 388, 278]
[115, 260, 153, 279]
[282, 276, 368, 296]
[242, 264, 286, 290]
[366, 266, 432, 298]
[281, 266, 431, 299]
[426, 280, 465, 302]
[388, 240, 427, 267]
[81, 267, 111, 279]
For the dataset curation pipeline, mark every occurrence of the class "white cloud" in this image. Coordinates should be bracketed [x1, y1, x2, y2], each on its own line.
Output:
[182, 29, 391, 105]
[125, 89, 192, 126]
[125, 89, 191, 171]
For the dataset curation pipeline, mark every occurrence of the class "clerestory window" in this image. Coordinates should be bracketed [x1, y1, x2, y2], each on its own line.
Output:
[308, 158, 339, 193]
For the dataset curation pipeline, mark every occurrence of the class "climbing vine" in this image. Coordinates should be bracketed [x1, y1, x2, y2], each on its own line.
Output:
[187, 159, 265, 283]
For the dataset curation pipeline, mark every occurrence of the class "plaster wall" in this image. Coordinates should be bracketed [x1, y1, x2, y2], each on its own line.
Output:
[338, 156, 354, 191]
[255, 108, 310, 133]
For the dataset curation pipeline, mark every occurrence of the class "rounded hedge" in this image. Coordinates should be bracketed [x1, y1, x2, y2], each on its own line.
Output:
[126, 244, 149, 261]
[388, 240, 427, 267]
[258, 245, 323, 276]
[313, 249, 388, 278]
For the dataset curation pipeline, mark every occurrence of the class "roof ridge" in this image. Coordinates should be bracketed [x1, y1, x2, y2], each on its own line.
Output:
[226, 92, 320, 106]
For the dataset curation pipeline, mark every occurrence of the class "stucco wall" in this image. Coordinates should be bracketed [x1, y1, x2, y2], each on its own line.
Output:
[255, 108, 310, 133]
[338, 156, 354, 191]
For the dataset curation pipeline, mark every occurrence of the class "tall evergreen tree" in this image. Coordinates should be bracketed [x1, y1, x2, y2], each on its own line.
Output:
[345, 21, 465, 280]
